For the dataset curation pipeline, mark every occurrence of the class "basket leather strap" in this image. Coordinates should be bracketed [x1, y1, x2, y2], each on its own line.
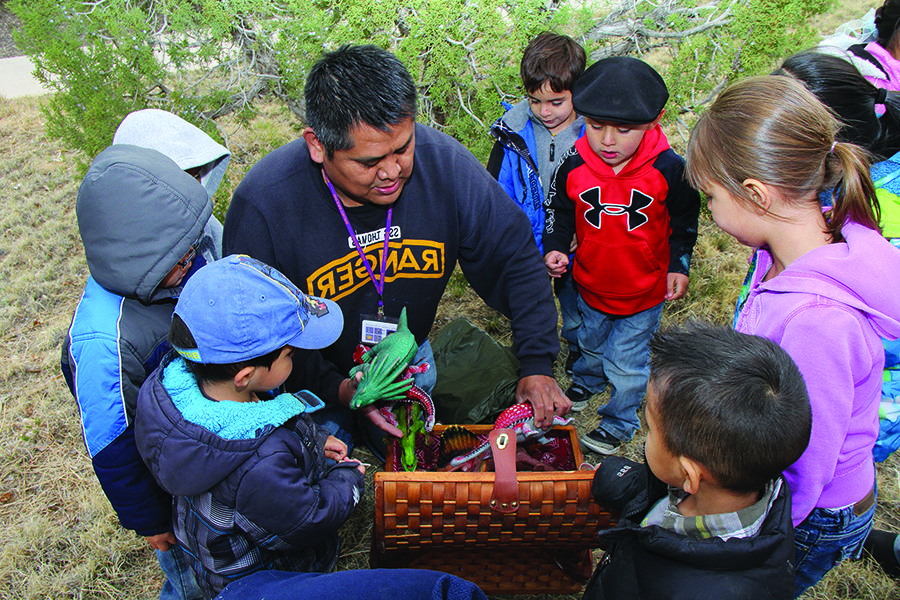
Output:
[489, 428, 519, 513]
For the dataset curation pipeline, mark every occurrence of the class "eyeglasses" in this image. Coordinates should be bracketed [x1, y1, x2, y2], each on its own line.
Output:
[177, 242, 200, 268]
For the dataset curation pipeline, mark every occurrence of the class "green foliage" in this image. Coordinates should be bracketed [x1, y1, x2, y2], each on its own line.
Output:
[10, 0, 575, 166]
[10, 0, 836, 168]
[664, 0, 835, 117]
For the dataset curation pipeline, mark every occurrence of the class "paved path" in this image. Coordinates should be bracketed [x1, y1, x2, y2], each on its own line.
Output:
[0, 55, 52, 98]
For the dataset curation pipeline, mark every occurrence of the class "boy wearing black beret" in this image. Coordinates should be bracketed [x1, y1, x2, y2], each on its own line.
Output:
[542, 56, 701, 456]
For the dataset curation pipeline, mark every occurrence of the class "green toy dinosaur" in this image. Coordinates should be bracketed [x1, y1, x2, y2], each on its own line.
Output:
[396, 403, 427, 471]
[349, 307, 416, 409]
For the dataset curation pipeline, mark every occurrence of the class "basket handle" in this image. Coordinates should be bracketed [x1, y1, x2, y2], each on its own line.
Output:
[489, 428, 519, 513]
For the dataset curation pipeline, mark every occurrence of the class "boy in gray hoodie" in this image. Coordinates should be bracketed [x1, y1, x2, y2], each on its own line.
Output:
[113, 108, 231, 263]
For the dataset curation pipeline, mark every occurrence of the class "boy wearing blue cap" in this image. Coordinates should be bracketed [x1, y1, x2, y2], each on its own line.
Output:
[543, 56, 701, 455]
[135, 255, 365, 600]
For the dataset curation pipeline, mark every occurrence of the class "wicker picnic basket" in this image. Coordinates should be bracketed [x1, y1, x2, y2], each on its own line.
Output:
[371, 424, 617, 594]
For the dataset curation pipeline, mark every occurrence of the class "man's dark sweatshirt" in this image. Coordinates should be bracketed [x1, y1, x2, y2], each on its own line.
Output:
[224, 123, 559, 401]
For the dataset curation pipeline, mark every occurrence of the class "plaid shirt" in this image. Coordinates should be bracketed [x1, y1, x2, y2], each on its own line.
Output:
[642, 478, 782, 541]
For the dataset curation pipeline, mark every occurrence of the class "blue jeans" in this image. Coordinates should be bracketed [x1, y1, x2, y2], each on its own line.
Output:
[573, 297, 663, 442]
[311, 339, 436, 460]
[157, 545, 202, 600]
[793, 491, 876, 597]
[556, 270, 581, 351]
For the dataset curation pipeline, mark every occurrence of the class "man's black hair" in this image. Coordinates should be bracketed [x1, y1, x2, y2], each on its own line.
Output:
[168, 314, 284, 384]
[304, 44, 418, 156]
[649, 323, 812, 494]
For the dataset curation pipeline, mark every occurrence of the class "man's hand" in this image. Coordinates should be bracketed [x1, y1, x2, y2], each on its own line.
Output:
[324, 435, 348, 461]
[145, 532, 176, 552]
[516, 375, 571, 429]
[543, 251, 569, 278]
[666, 272, 689, 300]
[360, 403, 403, 438]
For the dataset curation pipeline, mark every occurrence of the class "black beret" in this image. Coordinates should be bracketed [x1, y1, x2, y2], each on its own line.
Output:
[572, 56, 669, 124]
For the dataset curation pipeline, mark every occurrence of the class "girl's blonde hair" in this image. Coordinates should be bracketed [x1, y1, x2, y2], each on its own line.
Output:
[685, 75, 880, 241]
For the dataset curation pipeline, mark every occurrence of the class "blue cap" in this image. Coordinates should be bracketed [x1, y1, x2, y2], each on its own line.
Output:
[174, 255, 343, 364]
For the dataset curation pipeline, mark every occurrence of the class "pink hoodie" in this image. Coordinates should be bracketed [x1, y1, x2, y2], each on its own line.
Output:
[735, 221, 900, 525]
[864, 42, 900, 92]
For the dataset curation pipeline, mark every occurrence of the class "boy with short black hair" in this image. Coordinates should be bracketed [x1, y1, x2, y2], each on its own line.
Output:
[585, 323, 812, 599]
[135, 255, 365, 600]
[543, 56, 701, 454]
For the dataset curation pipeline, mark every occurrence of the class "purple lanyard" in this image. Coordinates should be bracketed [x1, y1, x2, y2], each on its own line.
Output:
[322, 171, 392, 317]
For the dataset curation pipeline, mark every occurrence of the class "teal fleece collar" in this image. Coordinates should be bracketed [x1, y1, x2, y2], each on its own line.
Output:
[162, 357, 323, 440]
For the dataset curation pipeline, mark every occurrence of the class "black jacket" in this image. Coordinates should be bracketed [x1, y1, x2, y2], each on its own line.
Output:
[585, 456, 796, 600]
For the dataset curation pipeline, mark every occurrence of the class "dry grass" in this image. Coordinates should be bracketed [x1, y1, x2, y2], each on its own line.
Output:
[0, 96, 162, 599]
[4, 4, 900, 591]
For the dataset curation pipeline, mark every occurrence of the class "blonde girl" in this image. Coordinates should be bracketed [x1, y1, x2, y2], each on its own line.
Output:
[686, 75, 900, 596]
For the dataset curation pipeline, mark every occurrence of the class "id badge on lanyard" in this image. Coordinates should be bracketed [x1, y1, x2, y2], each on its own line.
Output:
[323, 170, 395, 346]
[360, 313, 400, 346]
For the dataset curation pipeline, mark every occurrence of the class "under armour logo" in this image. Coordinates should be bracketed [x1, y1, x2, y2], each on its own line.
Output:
[581, 187, 653, 231]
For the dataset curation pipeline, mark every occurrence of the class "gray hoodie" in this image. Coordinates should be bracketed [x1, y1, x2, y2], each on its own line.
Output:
[76, 144, 212, 302]
[113, 108, 230, 261]
[62, 144, 212, 536]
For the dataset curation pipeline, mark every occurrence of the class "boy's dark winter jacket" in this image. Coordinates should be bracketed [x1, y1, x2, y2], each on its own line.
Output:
[585, 456, 796, 600]
[136, 356, 364, 599]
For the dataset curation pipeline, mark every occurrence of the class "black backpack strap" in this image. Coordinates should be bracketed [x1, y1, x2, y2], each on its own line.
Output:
[849, 43, 891, 79]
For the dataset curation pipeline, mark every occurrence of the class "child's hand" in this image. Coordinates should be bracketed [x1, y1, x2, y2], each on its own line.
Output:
[324, 435, 348, 461]
[544, 251, 569, 277]
[341, 456, 367, 474]
[666, 273, 689, 300]
[144, 532, 176, 551]
[338, 371, 364, 407]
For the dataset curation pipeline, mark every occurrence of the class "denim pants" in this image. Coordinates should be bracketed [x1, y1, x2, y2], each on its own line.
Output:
[311, 339, 436, 460]
[792, 488, 876, 597]
[556, 270, 581, 351]
[157, 545, 202, 600]
[573, 296, 664, 442]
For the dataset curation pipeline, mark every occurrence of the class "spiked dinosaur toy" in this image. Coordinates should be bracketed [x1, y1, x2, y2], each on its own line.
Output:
[349, 307, 436, 470]
[448, 401, 573, 468]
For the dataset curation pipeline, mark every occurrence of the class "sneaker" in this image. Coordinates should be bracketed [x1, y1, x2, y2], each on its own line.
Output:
[566, 384, 592, 412]
[581, 428, 623, 455]
[564, 349, 581, 377]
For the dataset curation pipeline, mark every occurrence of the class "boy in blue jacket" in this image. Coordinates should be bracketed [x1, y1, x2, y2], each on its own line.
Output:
[585, 324, 811, 599]
[487, 32, 587, 376]
[135, 255, 365, 600]
[487, 31, 586, 254]
[61, 144, 214, 600]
